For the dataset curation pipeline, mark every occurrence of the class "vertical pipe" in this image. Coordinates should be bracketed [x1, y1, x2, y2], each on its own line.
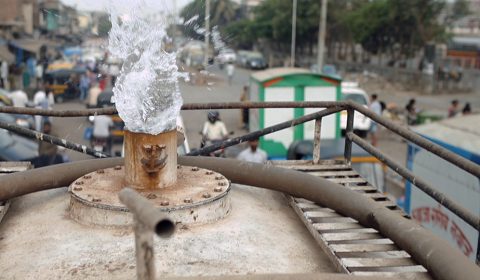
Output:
[134, 220, 155, 280]
[124, 130, 177, 189]
[317, 0, 328, 71]
[204, 0, 210, 68]
[344, 108, 354, 165]
[313, 117, 322, 164]
[291, 0, 297, 67]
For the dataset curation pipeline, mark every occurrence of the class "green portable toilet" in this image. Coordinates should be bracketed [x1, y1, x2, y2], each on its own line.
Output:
[249, 68, 342, 159]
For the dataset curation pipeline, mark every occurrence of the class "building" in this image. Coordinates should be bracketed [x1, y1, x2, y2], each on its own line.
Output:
[0, 0, 39, 38]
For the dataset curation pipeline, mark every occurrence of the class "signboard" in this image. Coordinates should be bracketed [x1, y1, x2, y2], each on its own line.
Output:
[406, 144, 480, 262]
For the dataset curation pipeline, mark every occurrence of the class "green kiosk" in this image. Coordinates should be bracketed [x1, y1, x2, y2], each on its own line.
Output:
[249, 68, 342, 159]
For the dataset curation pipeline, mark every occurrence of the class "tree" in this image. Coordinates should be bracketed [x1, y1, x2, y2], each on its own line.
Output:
[97, 14, 112, 37]
[180, 0, 239, 41]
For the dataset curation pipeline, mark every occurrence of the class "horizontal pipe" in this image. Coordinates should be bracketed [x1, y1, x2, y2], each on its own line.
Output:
[347, 132, 479, 231]
[0, 106, 118, 116]
[0, 121, 107, 158]
[178, 156, 480, 280]
[348, 101, 480, 178]
[0, 101, 349, 117]
[0, 157, 123, 201]
[119, 188, 175, 238]
[188, 106, 344, 156]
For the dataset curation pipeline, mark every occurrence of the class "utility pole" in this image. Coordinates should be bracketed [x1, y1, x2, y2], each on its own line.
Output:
[317, 0, 328, 72]
[204, 0, 210, 68]
[291, 0, 297, 67]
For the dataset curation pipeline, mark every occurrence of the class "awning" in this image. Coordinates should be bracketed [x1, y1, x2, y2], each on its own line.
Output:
[0, 45, 14, 64]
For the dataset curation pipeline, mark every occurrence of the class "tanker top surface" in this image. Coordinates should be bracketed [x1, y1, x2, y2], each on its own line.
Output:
[0, 184, 334, 279]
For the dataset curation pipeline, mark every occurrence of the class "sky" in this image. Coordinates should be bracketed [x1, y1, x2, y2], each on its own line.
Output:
[61, 0, 194, 13]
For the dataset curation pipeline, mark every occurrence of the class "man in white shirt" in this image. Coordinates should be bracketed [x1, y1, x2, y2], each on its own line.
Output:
[369, 94, 382, 147]
[11, 90, 29, 107]
[87, 83, 102, 108]
[237, 138, 267, 163]
[202, 111, 228, 142]
[1, 60, 8, 89]
[93, 115, 113, 139]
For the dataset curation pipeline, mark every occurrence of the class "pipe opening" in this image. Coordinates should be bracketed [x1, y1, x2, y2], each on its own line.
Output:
[155, 219, 175, 238]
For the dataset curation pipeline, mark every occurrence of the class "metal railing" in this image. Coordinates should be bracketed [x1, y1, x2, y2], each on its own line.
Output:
[0, 101, 479, 231]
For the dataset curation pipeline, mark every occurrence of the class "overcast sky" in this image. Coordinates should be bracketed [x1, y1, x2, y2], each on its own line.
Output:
[61, 0, 193, 13]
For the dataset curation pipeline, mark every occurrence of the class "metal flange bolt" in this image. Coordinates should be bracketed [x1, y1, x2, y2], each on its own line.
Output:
[184, 198, 193, 203]
[206, 171, 214, 175]
[114, 165, 122, 170]
[75, 181, 84, 185]
[218, 182, 227, 186]
[202, 193, 211, 198]
[160, 201, 169, 206]
[191, 167, 199, 171]
[214, 187, 222, 192]
[83, 175, 91, 179]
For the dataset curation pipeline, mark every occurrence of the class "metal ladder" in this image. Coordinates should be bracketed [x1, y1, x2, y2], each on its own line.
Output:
[273, 160, 432, 279]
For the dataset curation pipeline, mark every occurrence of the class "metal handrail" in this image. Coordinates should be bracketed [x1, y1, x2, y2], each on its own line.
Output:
[0, 101, 478, 230]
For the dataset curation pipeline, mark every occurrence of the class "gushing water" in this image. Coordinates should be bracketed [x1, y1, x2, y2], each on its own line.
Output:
[108, 0, 184, 135]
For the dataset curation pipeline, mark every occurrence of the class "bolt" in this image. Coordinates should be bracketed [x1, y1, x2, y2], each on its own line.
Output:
[218, 182, 227, 186]
[191, 167, 199, 171]
[160, 200, 169, 206]
[75, 181, 84, 185]
[114, 165, 122, 170]
[214, 187, 223, 192]
[202, 193, 211, 198]
[96, 169, 105, 174]
[177, 165, 181, 169]
[92, 198, 101, 202]
[184, 198, 193, 203]
[83, 175, 91, 179]
[73, 187, 83, 191]
[146, 193, 157, 200]
[206, 171, 214, 175]
[215, 176, 223, 180]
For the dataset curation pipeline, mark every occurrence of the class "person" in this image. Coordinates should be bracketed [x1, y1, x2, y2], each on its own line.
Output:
[10, 89, 28, 107]
[240, 86, 249, 129]
[237, 138, 267, 164]
[405, 98, 418, 125]
[33, 90, 47, 131]
[462, 103, 472, 115]
[35, 62, 43, 86]
[1, 60, 8, 89]
[202, 111, 228, 144]
[79, 73, 90, 101]
[92, 115, 113, 153]
[87, 82, 102, 108]
[369, 94, 382, 147]
[35, 121, 63, 167]
[448, 100, 460, 118]
[226, 62, 235, 85]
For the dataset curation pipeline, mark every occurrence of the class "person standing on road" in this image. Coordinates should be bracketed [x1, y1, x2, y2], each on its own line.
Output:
[240, 86, 249, 130]
[79, 73, 90, 101]
[369, 94, 382, 147]
[87, 82, 102, 108]
[226, 62, 235, 86]
[448, 100, 460, 118]
[237, 138, 267, 164]
[1, 60, 8, 89]
[92, 115, 114, 154]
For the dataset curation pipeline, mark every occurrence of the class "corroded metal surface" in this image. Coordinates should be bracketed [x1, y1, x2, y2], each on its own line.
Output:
[69, 165, 231, 227]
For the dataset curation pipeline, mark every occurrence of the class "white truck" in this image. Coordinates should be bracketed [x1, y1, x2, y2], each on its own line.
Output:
[403, 114, 480, 263]
[340, 82, 372, 138]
